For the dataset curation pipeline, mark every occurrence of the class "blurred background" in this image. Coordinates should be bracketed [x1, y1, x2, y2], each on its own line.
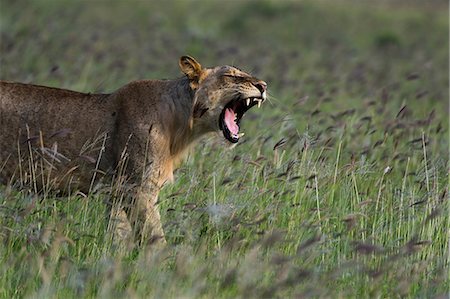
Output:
[1, 0, 447, 160]
[0, 1, 448, 298]
[1, 1, 448, 100]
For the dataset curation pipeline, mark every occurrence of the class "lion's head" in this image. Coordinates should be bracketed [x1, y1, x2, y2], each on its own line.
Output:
[179, 55, 267, 144]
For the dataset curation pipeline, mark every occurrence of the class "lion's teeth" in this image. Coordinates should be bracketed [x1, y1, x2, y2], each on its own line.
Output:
[246, 98, 250, 106]
[257, 100, 262, 108]
[238, 132, 245, 137]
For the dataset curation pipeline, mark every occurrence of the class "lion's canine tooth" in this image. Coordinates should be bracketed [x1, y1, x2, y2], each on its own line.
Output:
[238, 132, 245, 137]
[257, 100, 262, 108]
[246, 98, 251, 106]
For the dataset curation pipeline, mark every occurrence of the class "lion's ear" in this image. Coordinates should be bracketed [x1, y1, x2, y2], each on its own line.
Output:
[179, 55, 202, 81]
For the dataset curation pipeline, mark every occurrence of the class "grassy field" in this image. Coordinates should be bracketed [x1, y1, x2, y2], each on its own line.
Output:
[0, 0, 449, 298]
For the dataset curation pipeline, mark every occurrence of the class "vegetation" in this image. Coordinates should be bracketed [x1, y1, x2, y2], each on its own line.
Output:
[0, 0, 448, 297]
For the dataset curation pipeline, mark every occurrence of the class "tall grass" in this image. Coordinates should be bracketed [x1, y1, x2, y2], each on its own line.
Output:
[0, 0, 448, 298]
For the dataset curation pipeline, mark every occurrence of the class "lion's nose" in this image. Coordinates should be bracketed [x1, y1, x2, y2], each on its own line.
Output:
[254, 81, 267, 93]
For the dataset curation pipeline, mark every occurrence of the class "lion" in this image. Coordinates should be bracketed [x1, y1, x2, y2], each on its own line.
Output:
[0, 56, 267, 246]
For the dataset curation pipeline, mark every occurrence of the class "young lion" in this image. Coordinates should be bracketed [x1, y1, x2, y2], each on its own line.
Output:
[0, 56, 267, 246]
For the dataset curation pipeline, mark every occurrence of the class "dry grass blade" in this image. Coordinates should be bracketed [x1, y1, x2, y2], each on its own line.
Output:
[273, 138, 287, 150]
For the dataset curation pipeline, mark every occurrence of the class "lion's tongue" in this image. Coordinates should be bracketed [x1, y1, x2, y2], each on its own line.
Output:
[224, 108, 239, 136]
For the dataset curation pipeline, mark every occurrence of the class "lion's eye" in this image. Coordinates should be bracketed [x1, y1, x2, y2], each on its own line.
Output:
[223, 74, 247, 80]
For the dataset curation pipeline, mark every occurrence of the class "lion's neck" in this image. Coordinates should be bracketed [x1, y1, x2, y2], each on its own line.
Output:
[167, 78, 197, 160]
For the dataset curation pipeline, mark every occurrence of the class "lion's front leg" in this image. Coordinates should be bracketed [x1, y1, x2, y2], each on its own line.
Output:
[107, 205, 134, 250]
[115, 126, 171, 248]
[126, 188, 166, 247]
[142, 196, 166, 246]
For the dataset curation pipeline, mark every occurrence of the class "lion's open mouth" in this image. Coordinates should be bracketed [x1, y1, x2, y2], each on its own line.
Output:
[219, 97, 264, 143]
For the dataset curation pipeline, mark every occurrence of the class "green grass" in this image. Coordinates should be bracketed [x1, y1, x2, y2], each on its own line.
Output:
[0, 0, 449, 298]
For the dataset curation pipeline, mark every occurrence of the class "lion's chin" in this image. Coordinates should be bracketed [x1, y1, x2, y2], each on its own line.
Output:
[215, 131, 238, 149]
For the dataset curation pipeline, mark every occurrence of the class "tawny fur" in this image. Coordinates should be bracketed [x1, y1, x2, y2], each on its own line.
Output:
[0, 56, 266, 247]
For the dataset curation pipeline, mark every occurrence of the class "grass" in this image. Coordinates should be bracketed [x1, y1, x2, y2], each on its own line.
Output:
[0, 0, 449, 298]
